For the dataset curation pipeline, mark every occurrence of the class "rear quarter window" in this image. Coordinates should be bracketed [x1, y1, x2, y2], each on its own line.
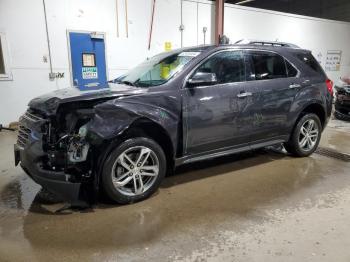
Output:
[295, 52, 324, 76]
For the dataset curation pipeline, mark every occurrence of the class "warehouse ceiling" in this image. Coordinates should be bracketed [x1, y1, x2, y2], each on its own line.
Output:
[221, 0, 350, 22]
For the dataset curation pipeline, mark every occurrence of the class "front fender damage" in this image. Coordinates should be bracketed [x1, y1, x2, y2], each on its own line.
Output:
[87, 98, 179, 149]
[83, 96, 180, 205]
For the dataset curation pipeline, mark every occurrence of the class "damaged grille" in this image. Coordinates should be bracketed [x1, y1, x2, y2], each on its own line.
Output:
[16, 110, 46, 148]
[22, 110, 44, 122]
[17, 125, 31, 148]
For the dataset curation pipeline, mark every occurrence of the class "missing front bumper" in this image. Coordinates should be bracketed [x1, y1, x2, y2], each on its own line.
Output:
[14, 144, 82, 203]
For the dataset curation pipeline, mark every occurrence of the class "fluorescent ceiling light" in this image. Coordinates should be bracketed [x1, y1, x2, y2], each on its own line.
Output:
[235, 0, 255, 5]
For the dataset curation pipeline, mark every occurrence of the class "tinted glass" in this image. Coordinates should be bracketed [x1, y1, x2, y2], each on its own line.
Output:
[286, 60, 298, 77]
[296, 53, 324, 75]
[249, 52, 287, 80]
[0, 38, 5, 75]
[195, 51, 246, 84]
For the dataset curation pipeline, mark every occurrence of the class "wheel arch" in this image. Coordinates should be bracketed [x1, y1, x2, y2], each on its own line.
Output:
[288, 102, 326, 140]
[298, 103, 326, 129]
[95, 117, 175, 180]
[125, 118, 176, 171]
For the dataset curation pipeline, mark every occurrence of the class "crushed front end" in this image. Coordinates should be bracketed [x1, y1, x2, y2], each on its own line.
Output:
[14, 107, 96, 205]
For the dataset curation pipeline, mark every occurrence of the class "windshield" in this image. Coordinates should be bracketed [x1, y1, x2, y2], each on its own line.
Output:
[120, 51, 201, 87]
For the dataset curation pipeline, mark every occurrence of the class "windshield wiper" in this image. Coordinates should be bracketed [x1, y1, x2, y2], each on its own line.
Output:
[120, 80, 137, 87]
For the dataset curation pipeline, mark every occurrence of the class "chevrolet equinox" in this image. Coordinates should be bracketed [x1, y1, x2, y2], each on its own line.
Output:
[14, 41, 333, 205]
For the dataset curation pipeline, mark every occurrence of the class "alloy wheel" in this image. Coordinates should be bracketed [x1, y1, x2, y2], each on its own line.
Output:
[111, 146, 160, 196]
[298, 119, 319, 151]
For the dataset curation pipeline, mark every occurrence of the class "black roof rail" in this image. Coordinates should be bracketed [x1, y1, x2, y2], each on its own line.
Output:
[235, 39, 300, 48]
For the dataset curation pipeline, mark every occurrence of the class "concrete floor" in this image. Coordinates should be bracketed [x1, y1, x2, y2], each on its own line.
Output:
[0, 120, 350, 262]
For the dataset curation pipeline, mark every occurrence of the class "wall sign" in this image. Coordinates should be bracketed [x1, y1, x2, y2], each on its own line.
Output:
[82, 67, 98, 79]
[82, 53, 96, 67]
[325, 50, 342, 71]
[55, 72, 64, 78]
[164, 42, 172, 51]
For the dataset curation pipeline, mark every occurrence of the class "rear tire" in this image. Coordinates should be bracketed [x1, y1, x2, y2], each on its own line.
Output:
[284, 113, 322, 157]
[101, 137, 166, 204]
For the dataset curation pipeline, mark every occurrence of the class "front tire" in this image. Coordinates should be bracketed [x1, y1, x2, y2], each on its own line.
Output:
[284, 113, 322, 157]
[101, 137, 166, 204]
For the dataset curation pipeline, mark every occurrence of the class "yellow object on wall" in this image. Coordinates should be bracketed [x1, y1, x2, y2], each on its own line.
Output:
[164, 42, 172, 51]
[160, 42, 179, 79]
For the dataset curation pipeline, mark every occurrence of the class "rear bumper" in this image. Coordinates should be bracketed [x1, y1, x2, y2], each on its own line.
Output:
[14, 144, 81, 203]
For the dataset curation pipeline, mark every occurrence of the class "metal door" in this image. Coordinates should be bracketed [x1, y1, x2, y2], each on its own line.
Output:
[245, 50, 301, 142]
[69, 32, 107, 90]
[184, 50, 257, 154]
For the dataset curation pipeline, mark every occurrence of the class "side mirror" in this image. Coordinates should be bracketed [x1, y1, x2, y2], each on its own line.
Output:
[188, 72, 217, 86]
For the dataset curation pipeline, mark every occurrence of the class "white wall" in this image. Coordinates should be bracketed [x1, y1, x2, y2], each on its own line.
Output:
[224, 4, 350, 81]
[0, 0, 349, 125]
[0, 0, 214, 125]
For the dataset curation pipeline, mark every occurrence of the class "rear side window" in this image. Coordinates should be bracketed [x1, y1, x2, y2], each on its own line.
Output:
[249, 52, 288, 80]
[296, 53, 324, 75]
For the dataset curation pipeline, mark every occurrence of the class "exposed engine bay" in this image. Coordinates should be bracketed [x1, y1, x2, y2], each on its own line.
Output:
[38, 99, 113, 178]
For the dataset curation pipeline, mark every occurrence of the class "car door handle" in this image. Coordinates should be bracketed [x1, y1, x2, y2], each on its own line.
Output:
[289, 83, 301, 89]
[237, 92, 252, 98]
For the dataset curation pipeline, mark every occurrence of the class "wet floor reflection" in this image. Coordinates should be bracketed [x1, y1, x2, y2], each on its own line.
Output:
[0, 174, 40, 212]
[0, 130, 350, 261]
[1, 148, 347, 249]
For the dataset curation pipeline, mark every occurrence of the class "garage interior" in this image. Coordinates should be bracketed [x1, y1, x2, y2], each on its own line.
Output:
[1, 0, 350, 261]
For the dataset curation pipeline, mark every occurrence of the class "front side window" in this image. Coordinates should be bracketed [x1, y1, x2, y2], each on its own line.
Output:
[194, 51, 246, 84]
[249, 52, 288, 80]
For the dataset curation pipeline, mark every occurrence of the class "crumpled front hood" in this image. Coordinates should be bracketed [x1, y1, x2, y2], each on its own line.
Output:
[28, 83, 147, 115]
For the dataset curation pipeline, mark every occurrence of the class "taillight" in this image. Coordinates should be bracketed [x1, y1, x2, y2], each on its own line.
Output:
[326, 79, 333, 96]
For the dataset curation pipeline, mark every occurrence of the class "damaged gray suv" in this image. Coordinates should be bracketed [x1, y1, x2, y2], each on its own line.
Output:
[14, 41, 333, 205]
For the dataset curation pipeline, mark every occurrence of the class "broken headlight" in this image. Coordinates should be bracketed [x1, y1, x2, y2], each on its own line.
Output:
[78, 123, 88, 138]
